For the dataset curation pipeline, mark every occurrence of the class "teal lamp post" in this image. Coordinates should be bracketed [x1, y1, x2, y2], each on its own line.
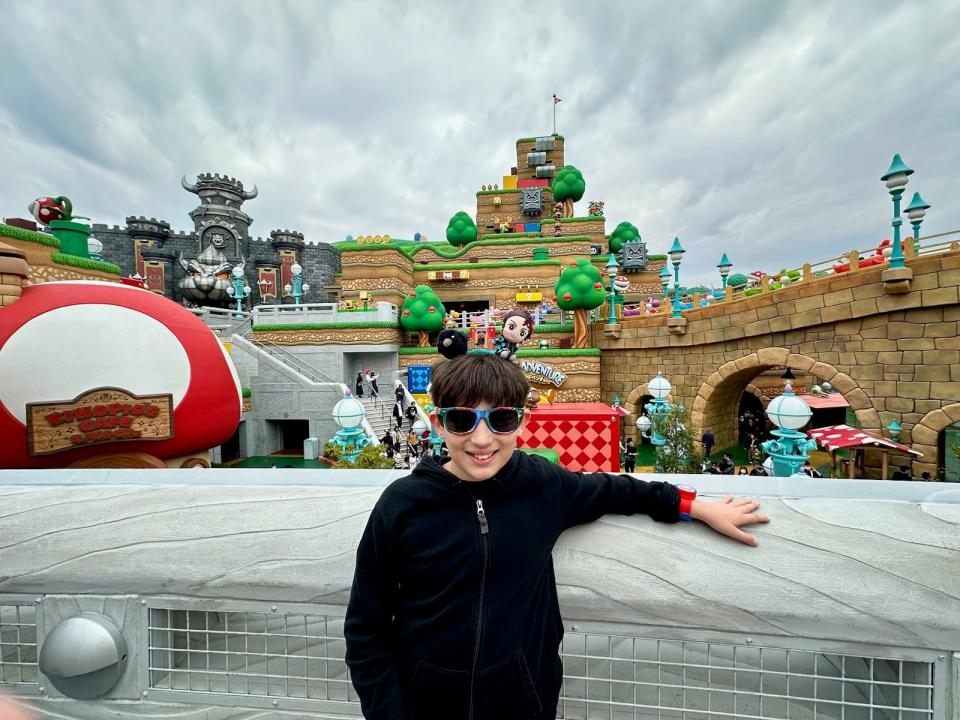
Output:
[887, 419, 902, 442]
[904, 192, 931, 252]
[880, 154, 914, 270]
[760, 384, 817, 477]
[659, 264, 671, 306]
[225, 265, 251, 318]
[636, 371, 673, 461]
[668, 237, 685, 318]
[329, 390, 369, 463]
[717, 253, 732, 288]
[284, 263, 310, 310]
[605, 253, 619, 325]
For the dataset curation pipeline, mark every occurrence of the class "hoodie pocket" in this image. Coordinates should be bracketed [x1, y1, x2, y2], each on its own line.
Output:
[410, 659, 470, 720]
[475, 649, 543, 718]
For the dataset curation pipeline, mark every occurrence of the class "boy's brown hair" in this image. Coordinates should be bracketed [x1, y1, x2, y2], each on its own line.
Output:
[429, 353, 530, 408]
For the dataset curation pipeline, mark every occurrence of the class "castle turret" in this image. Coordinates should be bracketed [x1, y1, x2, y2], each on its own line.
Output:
[182, 172, 257, 256]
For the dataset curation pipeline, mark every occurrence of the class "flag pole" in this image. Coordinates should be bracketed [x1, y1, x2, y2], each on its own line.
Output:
[553, 96, 557, 134]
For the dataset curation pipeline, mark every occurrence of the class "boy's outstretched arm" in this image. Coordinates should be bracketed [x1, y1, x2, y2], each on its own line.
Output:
[690, 496, 770, 546]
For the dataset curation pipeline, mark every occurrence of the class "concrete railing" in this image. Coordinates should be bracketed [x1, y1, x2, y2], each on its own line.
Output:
[1, 471, 957, 719]
[252, 302, 398, 326]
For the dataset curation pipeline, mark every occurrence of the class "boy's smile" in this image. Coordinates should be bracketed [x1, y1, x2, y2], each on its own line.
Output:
[431, 403, 524, 482]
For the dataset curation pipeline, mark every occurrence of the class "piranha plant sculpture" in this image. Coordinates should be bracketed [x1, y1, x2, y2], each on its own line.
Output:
[28, 195, 91, 258]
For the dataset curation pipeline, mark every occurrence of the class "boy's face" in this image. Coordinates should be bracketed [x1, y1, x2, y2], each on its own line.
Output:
[431, 402, 524, 482]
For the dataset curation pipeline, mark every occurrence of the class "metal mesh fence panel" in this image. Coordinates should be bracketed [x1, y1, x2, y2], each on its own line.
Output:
[0, 603, 38, 686]
[148, 607, 359, 704]
[558, 632, 936, 720]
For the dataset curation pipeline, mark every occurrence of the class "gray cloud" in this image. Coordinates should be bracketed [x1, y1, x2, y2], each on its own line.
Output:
[1, 0, 957, 287]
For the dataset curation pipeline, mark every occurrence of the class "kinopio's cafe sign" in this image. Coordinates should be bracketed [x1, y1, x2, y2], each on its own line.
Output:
[26, 387, 174, 456]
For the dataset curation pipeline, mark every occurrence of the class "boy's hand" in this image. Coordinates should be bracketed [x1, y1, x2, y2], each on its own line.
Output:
[689, 497, 769, 546]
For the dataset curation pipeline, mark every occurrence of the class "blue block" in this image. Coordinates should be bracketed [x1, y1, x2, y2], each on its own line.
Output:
[407, 366, 432, 394]
[524, 222, 540, 233]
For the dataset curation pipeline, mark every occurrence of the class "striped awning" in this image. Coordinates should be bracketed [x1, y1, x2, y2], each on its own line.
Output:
[807, 424, 922, 456]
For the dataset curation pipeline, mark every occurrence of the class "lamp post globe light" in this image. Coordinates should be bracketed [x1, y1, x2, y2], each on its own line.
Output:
[717, 253, 732, 288]
[880, 154, 914, 270]
[636, 370, 674, 457]
[659, 264, 671, 307]
[668, 237, 685, 318]
[605, 254, 619, 325]
[760, 384, 817, 477]
[225, 265, 252, 318]
[904, 192, 931, 252]
[285, 263, 310, 309]
[329, 390, 369, 462]
[87, 236, 103, 261]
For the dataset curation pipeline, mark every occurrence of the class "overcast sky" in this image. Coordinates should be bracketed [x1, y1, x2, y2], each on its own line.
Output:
[2, 0, 958, 286]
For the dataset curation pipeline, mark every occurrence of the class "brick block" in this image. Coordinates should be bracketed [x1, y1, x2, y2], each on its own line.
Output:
[910, 424, 939, 445]
[920, 287, 959, 306]
[923, 321, 957, 337]
[930, 382, 960, 402]
[794, 295, 825, 312]
[922, 349, 960, 365]
[897, 338, 935, 350]
[886, 322, 923, 339]
[822, 288, 854, 306]
[897, 381, 931, 399]
[861, 339, 897, 351]
[876, 293, 923, 313]
[886, 396, 914, 413]
[915, 365, 950, 382]
[904, 307, 943, 323]
[849, 365, 883, 381]
[810, 362, 839, 383]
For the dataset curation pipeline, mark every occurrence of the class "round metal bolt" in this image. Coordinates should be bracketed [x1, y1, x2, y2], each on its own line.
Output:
[571, 625, 578, 632]
[35, 597, 41, 604]
[937, 655, 946, 661]
[272, 700, 279, 707]
[271, 605, 277, 612]
[142, 691, 149, 698]
[140, 600, 147, 606]
[38, 687, 46, 695]
[745, 638, 754, 645]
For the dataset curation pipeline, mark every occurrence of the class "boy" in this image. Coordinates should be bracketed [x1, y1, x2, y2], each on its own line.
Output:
[345, 354, 768, 720]
[623, 437, 637, 472]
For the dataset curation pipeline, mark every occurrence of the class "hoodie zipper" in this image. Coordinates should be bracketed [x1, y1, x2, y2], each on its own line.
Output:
[468, 498, 489, 720]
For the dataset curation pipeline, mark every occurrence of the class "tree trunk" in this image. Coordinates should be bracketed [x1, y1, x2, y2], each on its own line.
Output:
[564, 198, 574, 218]
[418, 330, 430, 347]
[573, 308, 588, 348]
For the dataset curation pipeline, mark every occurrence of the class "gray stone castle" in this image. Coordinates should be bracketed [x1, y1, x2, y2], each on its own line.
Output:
[92, 173, 340, 307]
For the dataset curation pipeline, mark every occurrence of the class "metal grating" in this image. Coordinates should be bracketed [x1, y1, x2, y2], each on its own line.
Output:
[558, 632, 936, 720]
[0, 604, 38, 685]
[148, 608, 360, 705]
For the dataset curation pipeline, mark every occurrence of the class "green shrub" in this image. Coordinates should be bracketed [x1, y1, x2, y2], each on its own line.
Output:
[50, 253, 121, 275]
[0, 223, 60, 248]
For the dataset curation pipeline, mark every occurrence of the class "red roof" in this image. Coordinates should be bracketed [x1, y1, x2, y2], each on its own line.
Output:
[799, 393, 849, 409]
[807, 424, 921, 456]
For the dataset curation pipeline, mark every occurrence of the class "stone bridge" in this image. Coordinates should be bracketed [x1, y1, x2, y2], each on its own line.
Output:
[597, 238, 960, 478]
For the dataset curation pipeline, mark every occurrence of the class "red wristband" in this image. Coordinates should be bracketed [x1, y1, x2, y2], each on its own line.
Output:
[677, 485, 697, 521]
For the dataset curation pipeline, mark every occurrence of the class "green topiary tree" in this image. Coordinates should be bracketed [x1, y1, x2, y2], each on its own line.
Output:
[552, 258, 606, 348]
[400, 284, 446, 347]
[552, 165, 585, 217]
[727, 273, 748, 289]
[608, 221, 641, 253]
[348, 444, 394, 469]
[653, 405, 702, 473]
[446, 211, 478, 247]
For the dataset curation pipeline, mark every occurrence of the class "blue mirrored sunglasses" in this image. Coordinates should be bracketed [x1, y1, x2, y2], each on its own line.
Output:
[436, 406, 525, 435]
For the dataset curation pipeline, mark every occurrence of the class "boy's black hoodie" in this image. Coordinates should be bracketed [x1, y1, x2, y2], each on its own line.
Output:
[344, 450, 681, 720]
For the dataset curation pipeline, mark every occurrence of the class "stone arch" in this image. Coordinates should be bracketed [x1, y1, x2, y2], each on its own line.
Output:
[910, 403, 960, 479]
[743, 383, 768, 408]
[691, 347, 881, 450]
